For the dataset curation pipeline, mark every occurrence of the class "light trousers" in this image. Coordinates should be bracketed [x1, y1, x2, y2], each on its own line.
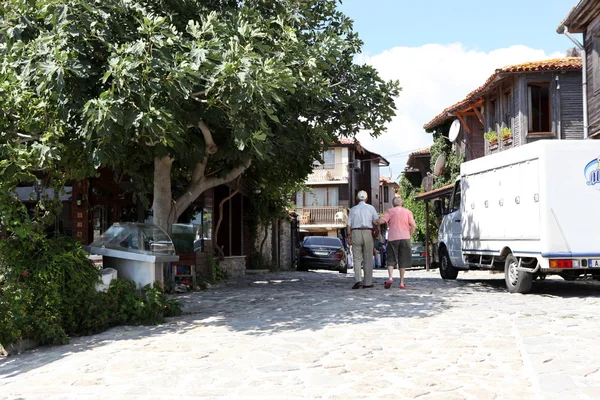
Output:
[351, 229, 374, 286]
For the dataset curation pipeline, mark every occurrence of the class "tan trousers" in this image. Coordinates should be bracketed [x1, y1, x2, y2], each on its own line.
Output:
[351, 229, 374, 286]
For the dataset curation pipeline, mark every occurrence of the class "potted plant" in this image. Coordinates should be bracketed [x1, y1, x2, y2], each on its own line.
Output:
[483, 130, 498, 145]
[500, 127, 512, 142]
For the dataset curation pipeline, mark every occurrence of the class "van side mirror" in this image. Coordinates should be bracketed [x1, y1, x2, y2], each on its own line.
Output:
[433, 200, 443, 217]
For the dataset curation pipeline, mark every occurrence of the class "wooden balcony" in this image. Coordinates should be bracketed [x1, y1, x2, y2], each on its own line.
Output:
[306, 165, 349, 184]
[296, 206, 347, 228]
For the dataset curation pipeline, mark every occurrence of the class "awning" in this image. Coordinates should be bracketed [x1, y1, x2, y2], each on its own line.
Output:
[414, 183, 454, 202]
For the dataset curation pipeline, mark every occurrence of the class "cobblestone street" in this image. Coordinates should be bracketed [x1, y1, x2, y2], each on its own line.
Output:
[2, 268, 600, 399]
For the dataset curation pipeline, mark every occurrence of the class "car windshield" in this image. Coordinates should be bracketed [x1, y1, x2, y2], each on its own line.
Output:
[411, 243, 425, 252]
[304, 237, 341, 247]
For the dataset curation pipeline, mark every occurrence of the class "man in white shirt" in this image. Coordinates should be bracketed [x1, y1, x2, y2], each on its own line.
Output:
[347, 190, 379, 289]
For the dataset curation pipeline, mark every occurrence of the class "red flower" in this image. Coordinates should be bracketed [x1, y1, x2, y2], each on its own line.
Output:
[22, 269, 30, 277]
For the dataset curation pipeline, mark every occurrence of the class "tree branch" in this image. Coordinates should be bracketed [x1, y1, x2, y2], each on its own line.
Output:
[191, 157, 208, 184]
[203, 159, 251, 191]
[174, 159, 252, 217]
[199, 120, 218, 154]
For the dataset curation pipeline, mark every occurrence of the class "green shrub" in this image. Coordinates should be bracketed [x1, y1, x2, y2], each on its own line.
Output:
[0, 236, 181, 349]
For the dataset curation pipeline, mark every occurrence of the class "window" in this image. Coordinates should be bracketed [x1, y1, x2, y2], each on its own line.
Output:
[339, 185, 349, 201]
[383, 186, 390, 203]
[321, 149, 335, 169]
[450, 182, 461, 212]
[489, 99, 497, 132]
[528, 83, 551, 133]
[300, 187, 339, 207]
[308, 188, 327, 206]
[296, 191, 304, 207]
[503, 91, 512, 127]
[304, 237, 342, 247]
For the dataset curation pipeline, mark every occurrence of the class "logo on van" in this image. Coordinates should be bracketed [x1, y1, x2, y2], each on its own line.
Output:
[585, 157, 600, 187]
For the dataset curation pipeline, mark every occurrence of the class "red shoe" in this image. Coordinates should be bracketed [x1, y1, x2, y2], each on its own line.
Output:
[384, 279, 393, 289]
[399, 284, 406, 289]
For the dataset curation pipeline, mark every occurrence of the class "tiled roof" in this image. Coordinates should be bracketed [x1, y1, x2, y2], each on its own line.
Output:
[379, 176, 398, 186]
[336, 137, 356, 145]
[406, 147, 432, 169]
[410, 147, 430, 156]
[423, 58, 583, 130]
[324, 137, 390, 166]
[413, 183, 455, 201]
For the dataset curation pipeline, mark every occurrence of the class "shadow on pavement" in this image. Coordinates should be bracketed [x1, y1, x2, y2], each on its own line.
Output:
[3, 269, 600, 379]
[177, 270, 454, 335]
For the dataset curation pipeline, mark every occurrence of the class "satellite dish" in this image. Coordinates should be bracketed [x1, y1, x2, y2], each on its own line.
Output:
[448, 119, 461, 143]
[433, 154, 446, 177]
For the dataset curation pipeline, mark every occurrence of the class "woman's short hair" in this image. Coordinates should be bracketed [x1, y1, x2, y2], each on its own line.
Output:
[392, 197, 402, 207]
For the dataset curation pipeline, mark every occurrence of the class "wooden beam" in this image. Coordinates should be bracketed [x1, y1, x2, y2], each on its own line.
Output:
[472, 106, 484, 126]
[456, 112, 472, 134]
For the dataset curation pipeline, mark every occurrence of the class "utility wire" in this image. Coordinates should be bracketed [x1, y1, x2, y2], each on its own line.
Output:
[314, 146, 430, 167]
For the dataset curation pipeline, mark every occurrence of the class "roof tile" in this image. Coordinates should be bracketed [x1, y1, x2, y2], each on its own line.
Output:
[423, 58, 582, 130]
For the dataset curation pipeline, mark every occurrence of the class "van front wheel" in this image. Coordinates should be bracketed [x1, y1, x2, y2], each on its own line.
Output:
[439, 248, 458, 280]
[504, 254, 533, 294]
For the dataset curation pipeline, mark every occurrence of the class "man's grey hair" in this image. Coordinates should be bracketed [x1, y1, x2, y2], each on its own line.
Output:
[392, 196, 403, 207]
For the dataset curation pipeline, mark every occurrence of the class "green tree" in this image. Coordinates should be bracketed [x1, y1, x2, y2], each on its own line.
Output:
[427, 123, 463, 189]
[0, 0, 400, 235]
[398, 176, 435, 243]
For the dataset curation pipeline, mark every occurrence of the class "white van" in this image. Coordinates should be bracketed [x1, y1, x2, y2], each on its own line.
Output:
[434, 140, 600, 293]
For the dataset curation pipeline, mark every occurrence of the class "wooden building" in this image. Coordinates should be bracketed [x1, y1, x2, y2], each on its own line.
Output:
[424, 58, 584, 158]
[295, 138, 389, 236]
[558, 0, 600, 139]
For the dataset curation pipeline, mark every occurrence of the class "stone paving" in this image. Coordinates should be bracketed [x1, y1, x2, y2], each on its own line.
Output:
[2, 268, 600, 399]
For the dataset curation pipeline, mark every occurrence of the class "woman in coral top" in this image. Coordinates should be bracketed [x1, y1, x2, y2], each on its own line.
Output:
[377, 196, 416, 289]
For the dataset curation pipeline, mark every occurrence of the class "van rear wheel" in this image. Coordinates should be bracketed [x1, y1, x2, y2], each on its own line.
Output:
[504, 254, 533, 294]
[439, 248, 458, 280]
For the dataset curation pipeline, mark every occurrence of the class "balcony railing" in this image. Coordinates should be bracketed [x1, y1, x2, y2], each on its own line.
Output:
[306, 169, 349, 183]
[296, 206, 347, 227]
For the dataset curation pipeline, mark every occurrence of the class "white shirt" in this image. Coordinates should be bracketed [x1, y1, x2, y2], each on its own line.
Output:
[347, 201, 379, 229]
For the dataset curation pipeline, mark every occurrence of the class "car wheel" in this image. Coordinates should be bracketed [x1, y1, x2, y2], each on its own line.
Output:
[504, 254, 533, 294]
[439, 247, 458, 280]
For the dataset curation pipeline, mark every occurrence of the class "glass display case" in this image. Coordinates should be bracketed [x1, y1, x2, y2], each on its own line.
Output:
[89, 222, 176, 256]
[84, 223, 179, 288]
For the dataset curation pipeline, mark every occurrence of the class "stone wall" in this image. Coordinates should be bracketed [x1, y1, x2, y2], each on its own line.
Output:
[252, 218, 297, 270]
[220, 256, 246, 278]
[279, 219, 293, 270]
[254, 222, 273, 266]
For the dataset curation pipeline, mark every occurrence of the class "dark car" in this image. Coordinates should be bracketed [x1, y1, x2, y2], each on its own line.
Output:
[411, 242, 427, 267]
[298, 236, 348, 273]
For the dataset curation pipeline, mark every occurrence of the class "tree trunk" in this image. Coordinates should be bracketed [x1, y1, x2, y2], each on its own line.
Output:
[213, 183, 239, 260]
[151, 120, 251, 235]
[153, 156, 176, 233]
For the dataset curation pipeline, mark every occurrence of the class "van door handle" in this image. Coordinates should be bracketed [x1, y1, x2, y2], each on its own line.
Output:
[454, 219, 461, 223]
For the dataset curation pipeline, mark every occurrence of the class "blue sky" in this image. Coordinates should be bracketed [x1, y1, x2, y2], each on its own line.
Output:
[336, 0, 583, 179]
[339, 0, 580, 57]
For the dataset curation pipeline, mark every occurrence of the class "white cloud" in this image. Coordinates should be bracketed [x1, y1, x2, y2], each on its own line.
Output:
[355, 43, 563, 181]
